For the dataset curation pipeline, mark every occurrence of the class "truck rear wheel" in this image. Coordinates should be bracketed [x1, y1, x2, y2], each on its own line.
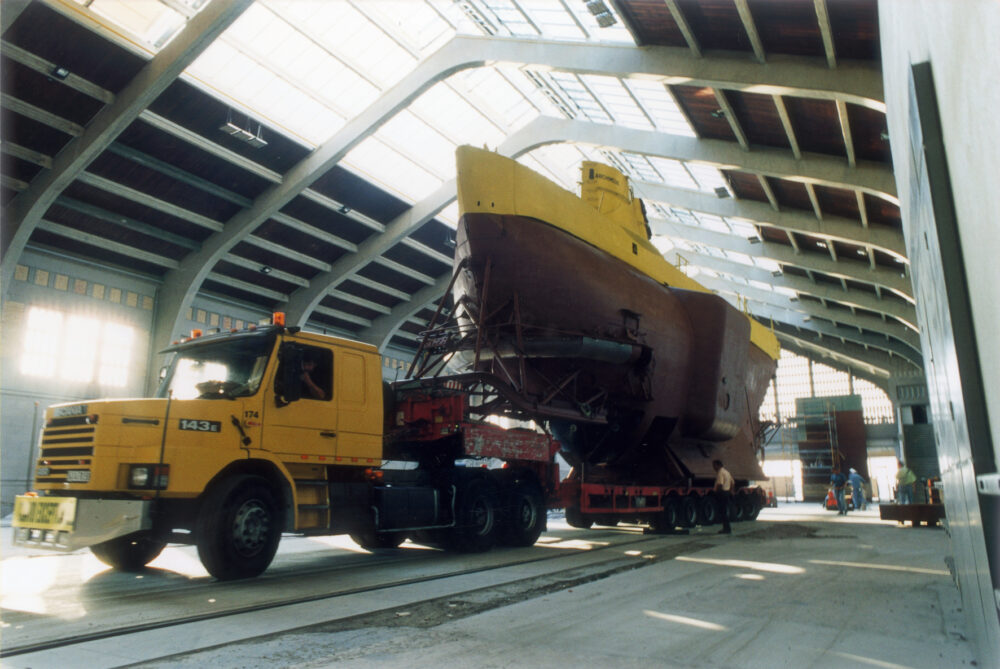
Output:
[448, 476, 500, 552]
[196, 475, 282, 580]
[679, 495, 699, 527]
[698, 494, 718, 525]
[649, 497, 678, 532]
[565, 506, 593, 529]
[501, 480, 545, 547]
[90, 532, 166, 571]
[740, 494, 758, 521]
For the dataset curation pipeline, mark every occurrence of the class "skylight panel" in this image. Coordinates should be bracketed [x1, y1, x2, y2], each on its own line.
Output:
[724, 250, 755, 266]
[624, 79, 695, 136]
[520, 0, 587, 40]
[436, 201, 460, 228]
[566, 0, 635, 43]
[377, 111, 456, 179]
[645, 157, 699, 191]
[693, 212, 731, 234]
[425, 76, 510, 143]
[86, 0, 184, 49]
[482, 0, 538, 36]
[353, 1, 456, 54]
[581, 75, 652, 130]
[727, 217, 759, 238]
[188, 40, 344, 146]
[522, 144, 587, 191]
[686, 163, 729, 193]
[343, 137, 443, 203]
[754, 257, 782, 272]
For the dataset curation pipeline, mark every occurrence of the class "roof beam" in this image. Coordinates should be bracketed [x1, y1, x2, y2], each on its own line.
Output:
[772, 95, 801, 159]
[0, 0, 252, 292]
[653, 218, 912, 298]
[702, 278, 922, 362]
[775, 337, 889, 391]
[633, 180, 905, 257]
[206, 272, 288, 303]
[37, 219, 179, 269]
[734, 0, 767, 63]
[664, 0, 701, 58]
[223, 254, 309, 288]
[836, 99, 857, 167]
[1, 42, 114, 103]
[360, 274, 452, 352]
[814, 0, 838, 69]
[665, 249, 918, 329]
[714, 89, 749, 149]
[0, 96, 84, 136]
[772, 322, 897, 376]
[509, 117, 897, 200]
[76, 172, 223, 232]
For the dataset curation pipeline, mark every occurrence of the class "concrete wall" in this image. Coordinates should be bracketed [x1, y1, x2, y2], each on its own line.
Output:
[1, 249, 158, 514]
[879, 1, 1000, 665]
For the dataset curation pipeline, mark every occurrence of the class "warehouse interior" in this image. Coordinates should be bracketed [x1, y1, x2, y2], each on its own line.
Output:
[0, 0, 997, 665]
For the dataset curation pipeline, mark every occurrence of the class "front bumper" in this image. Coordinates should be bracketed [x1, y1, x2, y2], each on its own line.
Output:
[12, 495, 153, 551]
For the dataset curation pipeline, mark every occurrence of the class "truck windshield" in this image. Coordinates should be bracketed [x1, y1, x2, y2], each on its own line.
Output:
[157, 335, 275, 400]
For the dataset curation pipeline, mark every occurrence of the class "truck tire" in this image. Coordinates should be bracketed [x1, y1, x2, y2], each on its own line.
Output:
[196, 475, 283, 580]
[501, 480, 545, 547]
[90, 532, 166, 571]
[595, 515, 619, 527]
[649, 497, 678, 532]
[729, 495, 745, 522]
[448, 476, 500, 552]
[698, 494, 718, 525]
[565, 506, 593, 529]
[351, 530, 407, 550]
[679, 495, 699, 527]
[740, 494, 757, 521]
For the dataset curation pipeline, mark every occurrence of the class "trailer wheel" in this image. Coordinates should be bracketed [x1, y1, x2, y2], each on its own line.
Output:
[679, 495, 699, 527]
[90, 532, 166, 571]
[565, 506, 593, 529]
[698, 494, 718, 525]
[448, 476, 500, 552]
[196, 475, 283, 580]
[728, 495, 745, 522]
[501, 480, 545, 547]
[649, 497, 678, 532]
[351, 530, 407, 550]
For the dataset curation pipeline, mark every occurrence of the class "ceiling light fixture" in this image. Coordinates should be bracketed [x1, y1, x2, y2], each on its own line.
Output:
[710, 109, 726, 119]
[584, 0, 617, 27]
[50, 66, 70, 80]
[219, 110, 268, 149]
[260, 265, 272, 274]
[338, 205, 352, 214]
[714, 186, 730, 198]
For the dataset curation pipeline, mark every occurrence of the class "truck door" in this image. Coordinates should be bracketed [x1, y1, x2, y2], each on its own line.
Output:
[263, 344, 337, 458]
[334, 349, 382, 462]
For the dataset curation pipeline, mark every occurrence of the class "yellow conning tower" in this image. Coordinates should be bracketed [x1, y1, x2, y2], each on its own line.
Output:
[580, 161, 650, 240]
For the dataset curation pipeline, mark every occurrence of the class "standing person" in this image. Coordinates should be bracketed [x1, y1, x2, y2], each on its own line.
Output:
[848, 468, 867, 511]
[713, 459, 734, 534]
[896, 459, 917, 504]
[830, 467, 848, 515]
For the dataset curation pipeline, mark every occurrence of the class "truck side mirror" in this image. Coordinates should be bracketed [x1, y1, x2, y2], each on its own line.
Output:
[275, 343, 303, 405]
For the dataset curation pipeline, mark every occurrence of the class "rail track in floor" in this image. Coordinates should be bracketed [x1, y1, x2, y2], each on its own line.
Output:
[3, 526, 710, 659]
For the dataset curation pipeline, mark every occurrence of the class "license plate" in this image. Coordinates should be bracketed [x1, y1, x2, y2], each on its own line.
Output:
[12, 496, 77, 531]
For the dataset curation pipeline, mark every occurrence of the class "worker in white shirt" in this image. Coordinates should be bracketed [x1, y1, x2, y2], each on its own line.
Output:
[713, 459, 734, 534]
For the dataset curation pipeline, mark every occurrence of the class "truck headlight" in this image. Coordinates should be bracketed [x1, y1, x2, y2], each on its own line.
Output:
[128, 464, 169, 490]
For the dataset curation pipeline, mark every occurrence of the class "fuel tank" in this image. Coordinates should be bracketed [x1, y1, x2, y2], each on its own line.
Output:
[447, 147, 778, 484]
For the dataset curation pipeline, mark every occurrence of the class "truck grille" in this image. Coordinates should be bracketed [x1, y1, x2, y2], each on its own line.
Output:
[36, 416, 96, 484]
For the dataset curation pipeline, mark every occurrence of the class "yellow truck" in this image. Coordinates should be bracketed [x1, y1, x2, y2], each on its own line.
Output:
[12, 316, 559, 579]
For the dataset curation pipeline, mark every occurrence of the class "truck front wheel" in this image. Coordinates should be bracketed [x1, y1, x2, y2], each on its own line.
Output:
[196, 475, 283, 580]
[90, 532, 166, 571]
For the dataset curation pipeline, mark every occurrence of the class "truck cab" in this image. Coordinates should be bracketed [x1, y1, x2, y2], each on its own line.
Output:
[14, 323, 384, 579]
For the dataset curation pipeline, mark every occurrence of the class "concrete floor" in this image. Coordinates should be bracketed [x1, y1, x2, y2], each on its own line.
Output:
[2, 503, 979, 668]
